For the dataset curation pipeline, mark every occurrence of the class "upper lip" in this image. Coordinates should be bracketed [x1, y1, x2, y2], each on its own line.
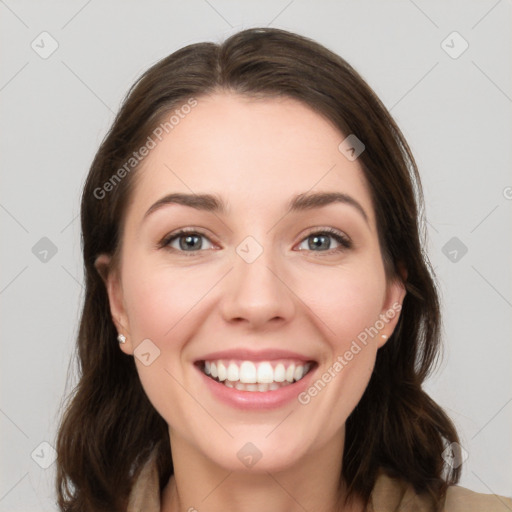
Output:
[195, 348, 316, 363]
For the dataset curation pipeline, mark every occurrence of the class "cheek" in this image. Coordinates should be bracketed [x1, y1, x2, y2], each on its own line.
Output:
[122, 254, 215, 340]
[296, 260, 387, 344]
[120, 255, 213, 422]
[293, 266, 386, 434]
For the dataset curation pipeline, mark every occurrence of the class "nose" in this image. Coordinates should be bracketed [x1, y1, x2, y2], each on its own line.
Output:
[220, 245, 296, 330]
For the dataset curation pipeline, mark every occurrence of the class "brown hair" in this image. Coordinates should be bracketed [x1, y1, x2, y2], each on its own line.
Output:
[55, 27, 461, 511]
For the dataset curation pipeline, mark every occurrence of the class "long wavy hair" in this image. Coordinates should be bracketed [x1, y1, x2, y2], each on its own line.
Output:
[55, 27, 461, 511]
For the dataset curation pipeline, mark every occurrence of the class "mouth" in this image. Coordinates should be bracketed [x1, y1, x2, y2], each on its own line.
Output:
[195, 358, 317, 393]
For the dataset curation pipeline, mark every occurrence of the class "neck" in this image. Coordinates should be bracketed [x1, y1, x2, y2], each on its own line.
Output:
[161, 428, 365, 512]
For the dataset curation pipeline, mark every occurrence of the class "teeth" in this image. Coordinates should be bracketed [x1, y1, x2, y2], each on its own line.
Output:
[257, 362, 274, 383]
[274, 363, 286, 382]
[239, 361, 257, 383]
[235, 381, 259, 391]
[294, 365, 304, 381]
[285, 364, 295, 383]
[227, 380, 291, 392]
[227, 363, 239, 381]
[201, 359, 313, 388]
[217, 362, 227, 382]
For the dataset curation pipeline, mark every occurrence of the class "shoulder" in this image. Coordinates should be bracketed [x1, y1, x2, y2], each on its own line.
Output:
[370, 469, 512, 512]
[444, 484, 512, 512]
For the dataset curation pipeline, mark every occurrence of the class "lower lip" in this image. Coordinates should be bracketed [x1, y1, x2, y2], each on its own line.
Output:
[195, 363, 317, 410]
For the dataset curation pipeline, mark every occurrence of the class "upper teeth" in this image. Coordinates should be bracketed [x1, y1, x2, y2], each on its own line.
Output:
[203, 360, 311, 384]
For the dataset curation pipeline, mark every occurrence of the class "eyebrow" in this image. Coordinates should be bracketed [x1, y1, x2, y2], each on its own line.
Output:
[143, 191, 369, 225]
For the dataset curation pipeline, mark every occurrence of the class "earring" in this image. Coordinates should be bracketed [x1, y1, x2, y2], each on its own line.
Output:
[117, 334, 126, 344]
[381, 334, 388, 340]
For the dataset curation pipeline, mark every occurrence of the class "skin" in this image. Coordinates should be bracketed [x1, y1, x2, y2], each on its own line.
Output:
[96, 92, 406, 512]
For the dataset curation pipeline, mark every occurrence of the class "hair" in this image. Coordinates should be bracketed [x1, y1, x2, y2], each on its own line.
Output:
[55, 27, 461, 512]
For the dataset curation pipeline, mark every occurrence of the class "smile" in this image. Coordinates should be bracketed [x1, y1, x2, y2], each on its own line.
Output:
[198, 359, 314, 392]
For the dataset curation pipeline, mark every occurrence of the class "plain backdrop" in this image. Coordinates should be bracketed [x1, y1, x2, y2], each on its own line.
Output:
[1, 1, 511, 510]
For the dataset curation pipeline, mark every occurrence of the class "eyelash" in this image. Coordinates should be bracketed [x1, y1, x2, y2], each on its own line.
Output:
[159, 227, 352, 256]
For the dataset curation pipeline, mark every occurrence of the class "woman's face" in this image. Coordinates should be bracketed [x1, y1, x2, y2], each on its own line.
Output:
[98, 92, 405, 473]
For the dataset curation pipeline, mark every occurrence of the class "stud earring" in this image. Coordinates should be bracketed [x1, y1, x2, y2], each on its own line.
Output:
[117, 334, 126, 344]
[381, 334, 388, 340]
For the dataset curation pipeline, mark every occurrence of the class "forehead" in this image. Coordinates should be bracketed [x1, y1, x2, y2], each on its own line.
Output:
[127, 92, 374, 225]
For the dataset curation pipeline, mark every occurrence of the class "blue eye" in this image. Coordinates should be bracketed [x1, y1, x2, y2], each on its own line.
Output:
[296, 229, 352, 252]
[160, 227, 351, 255]
[162, 230, 214, 252]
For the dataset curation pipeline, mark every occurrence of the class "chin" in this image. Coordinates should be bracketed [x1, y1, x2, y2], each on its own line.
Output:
[198, 434, 313, 474]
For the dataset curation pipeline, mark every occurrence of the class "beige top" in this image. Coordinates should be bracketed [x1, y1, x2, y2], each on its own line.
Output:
[127, 450, 512, 512]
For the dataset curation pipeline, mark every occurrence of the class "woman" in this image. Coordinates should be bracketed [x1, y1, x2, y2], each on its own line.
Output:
[55, 27, 511, 512]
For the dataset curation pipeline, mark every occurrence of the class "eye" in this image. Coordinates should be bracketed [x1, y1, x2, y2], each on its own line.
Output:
[296, 228, 352, 253]
[161, 229, 214, 253]
[159, 227, 352, 255]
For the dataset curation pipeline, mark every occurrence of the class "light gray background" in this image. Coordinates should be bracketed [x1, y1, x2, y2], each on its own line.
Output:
[1, 1, 511, 510]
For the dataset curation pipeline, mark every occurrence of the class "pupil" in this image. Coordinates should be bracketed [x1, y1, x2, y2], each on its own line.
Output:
[180, 234, 201, 251]
[309, 234, 330, 250]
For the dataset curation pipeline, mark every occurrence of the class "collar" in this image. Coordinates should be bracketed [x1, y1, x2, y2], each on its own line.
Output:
[126, 451, 511, 512]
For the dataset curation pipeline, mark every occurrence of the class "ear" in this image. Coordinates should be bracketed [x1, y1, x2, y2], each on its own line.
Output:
[377, 263, 408, 348]
[94, 253, 134, 355]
